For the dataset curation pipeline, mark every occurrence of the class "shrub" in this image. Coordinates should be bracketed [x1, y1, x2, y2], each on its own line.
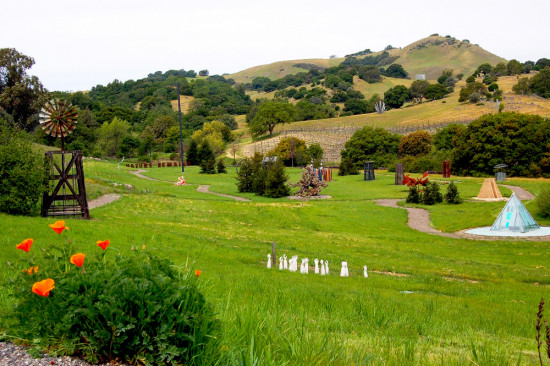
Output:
[406, 185, 421, 204]
[338, 156, 359, 176]
[199, 142, 216, 174]
[537, 186, 550, 217]
[264, 161, 290, 198]
[236, 157, 255, 192]
[422, 181, 443, 205]
[8, 226, 219, 365]
[217, 159, 227, 173]
[398, 130, 432, 157]
[444, 181, 462, 204]
[0, 127, 48, 216]
[138, 155, 151, 163]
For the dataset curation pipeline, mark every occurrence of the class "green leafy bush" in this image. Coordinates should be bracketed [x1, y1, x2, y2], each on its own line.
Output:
[444, 181, 462, 204]
[8, 225, 219, 365]
[0, 127, 48, 215]
[406, 185, 421, 204]
[422, 182, 443, 205]
[537, 186, 550, 217]
[217, 159, 227, 173]
[264, 161, 290, 198]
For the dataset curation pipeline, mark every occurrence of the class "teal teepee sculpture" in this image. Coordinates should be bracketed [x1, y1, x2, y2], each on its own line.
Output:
[490, 193, 539, 233]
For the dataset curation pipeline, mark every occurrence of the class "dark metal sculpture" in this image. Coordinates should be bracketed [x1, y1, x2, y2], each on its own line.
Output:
[395, 163, 404, 185]
[363, 161, 375, 181]
[39, 99, 78, 150]
[39, 99, 89, 219]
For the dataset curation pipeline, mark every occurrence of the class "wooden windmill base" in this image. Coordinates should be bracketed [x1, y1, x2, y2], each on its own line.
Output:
[41, 150, 89, 219]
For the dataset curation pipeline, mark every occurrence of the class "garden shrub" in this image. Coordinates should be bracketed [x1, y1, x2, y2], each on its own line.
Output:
[264, 161, 290, 198]
[0, 127, 48, 216]
[537, 186, 550, 217]
[444, 181, 462, 204]
[199, 142, 216, 174]
[406, 185, 421, 204]
[236, 157, 255, 192]
[8, 224, 220, 365]
[217, 159, 227, 173]
[422, 181, 443, 205]
[236, 153, 290, 198]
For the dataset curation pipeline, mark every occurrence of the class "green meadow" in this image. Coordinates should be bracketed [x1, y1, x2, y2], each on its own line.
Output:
[1, 161, 549, 364]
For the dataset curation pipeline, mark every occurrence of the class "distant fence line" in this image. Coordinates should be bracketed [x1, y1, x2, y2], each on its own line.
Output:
[244, 118, 477, 163]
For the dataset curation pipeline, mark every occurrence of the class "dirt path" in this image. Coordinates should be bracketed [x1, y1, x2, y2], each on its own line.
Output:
[373, 198, 550, 241]
[128, 169, 173, 183]
[375, 199, 462, 239]
[499, 185, 536, 200]
[196, 185, 251, 202]
[88, 194, 121, 209]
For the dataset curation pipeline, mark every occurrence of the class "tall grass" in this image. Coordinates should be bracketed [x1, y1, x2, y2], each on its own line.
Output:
[1, 161, 549, 364]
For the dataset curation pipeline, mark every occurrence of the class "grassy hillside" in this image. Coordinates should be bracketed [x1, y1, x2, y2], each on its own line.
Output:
[227, 36, 506, 83]
[385, 35, 506, 80]
[228, 58, 343, 84]
[1, 162, 548, 364]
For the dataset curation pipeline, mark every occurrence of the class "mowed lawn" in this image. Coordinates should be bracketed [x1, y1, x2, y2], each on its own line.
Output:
[1, 161, 549, 364]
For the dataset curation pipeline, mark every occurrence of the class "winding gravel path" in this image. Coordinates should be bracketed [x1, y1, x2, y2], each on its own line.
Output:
[88, 194, 121, 209]
[373, 193, 550, 241]
[128, 169, 171, 183]
[499, 184, 536, 200]
[196, 185, 251, 202]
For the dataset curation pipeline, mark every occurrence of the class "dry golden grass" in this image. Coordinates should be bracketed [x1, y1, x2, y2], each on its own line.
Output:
[169, 95, 194, 113]
[228, 58, 343, 84]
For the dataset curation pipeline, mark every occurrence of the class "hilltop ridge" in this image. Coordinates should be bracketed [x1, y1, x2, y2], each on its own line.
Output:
[228, 35, 506, 83]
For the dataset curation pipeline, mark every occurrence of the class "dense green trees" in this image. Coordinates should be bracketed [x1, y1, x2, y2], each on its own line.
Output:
[338, 126, 400, 173]
[383, 64, 408, 78]
[451, 113, 550, 176]
[248, 101, 297, 137]
[398, 130, 432, 157]
[0, 127, 48, 215]
[0, 48, 47, 131]
[98, 117, 130, 156]
[424, 84, 449, 100]
[384, 85, 411, 108]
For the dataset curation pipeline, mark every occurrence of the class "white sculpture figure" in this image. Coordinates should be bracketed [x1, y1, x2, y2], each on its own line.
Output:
[314, 258, 319, 274]
[304, 258, 309, 274]
[283, 255, 288, 270]
[320, 260, 326, 275]
[289, 255, 298, 272]
[325, 260, 329, 275]
[279, 256, 284, 270]
[340, 262, 349, 277]
[363, 265, 368, 278]
[267, 254, 271, 269]
[300, 258, 306, 273]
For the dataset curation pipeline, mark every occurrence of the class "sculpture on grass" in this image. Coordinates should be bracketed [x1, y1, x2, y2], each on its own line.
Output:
[293, 165, 328, 197]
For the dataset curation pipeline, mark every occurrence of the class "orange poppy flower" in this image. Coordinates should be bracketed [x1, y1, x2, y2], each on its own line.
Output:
[49, 220, 69, 234]
[195, 269, 202, 277]
[97, 239, 110, 250]
[70, 253, 86, 268]
[22, 266, 38, 275]
[32, 278, 55, 297]
[16, 238, 33, 252]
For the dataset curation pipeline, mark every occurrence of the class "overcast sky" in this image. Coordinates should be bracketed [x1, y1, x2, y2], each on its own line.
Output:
[3, 0, 549, 91]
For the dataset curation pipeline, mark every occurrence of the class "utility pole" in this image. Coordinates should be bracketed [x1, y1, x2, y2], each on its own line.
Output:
[177, 82, 185, 172]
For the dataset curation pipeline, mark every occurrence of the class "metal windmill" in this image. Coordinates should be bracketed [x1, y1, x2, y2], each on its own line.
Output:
[39, 98, 78, 150]
[39, 99, 89, 219]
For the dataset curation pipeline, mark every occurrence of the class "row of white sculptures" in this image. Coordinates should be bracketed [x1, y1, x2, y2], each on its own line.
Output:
[267, 254, 368, 277]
